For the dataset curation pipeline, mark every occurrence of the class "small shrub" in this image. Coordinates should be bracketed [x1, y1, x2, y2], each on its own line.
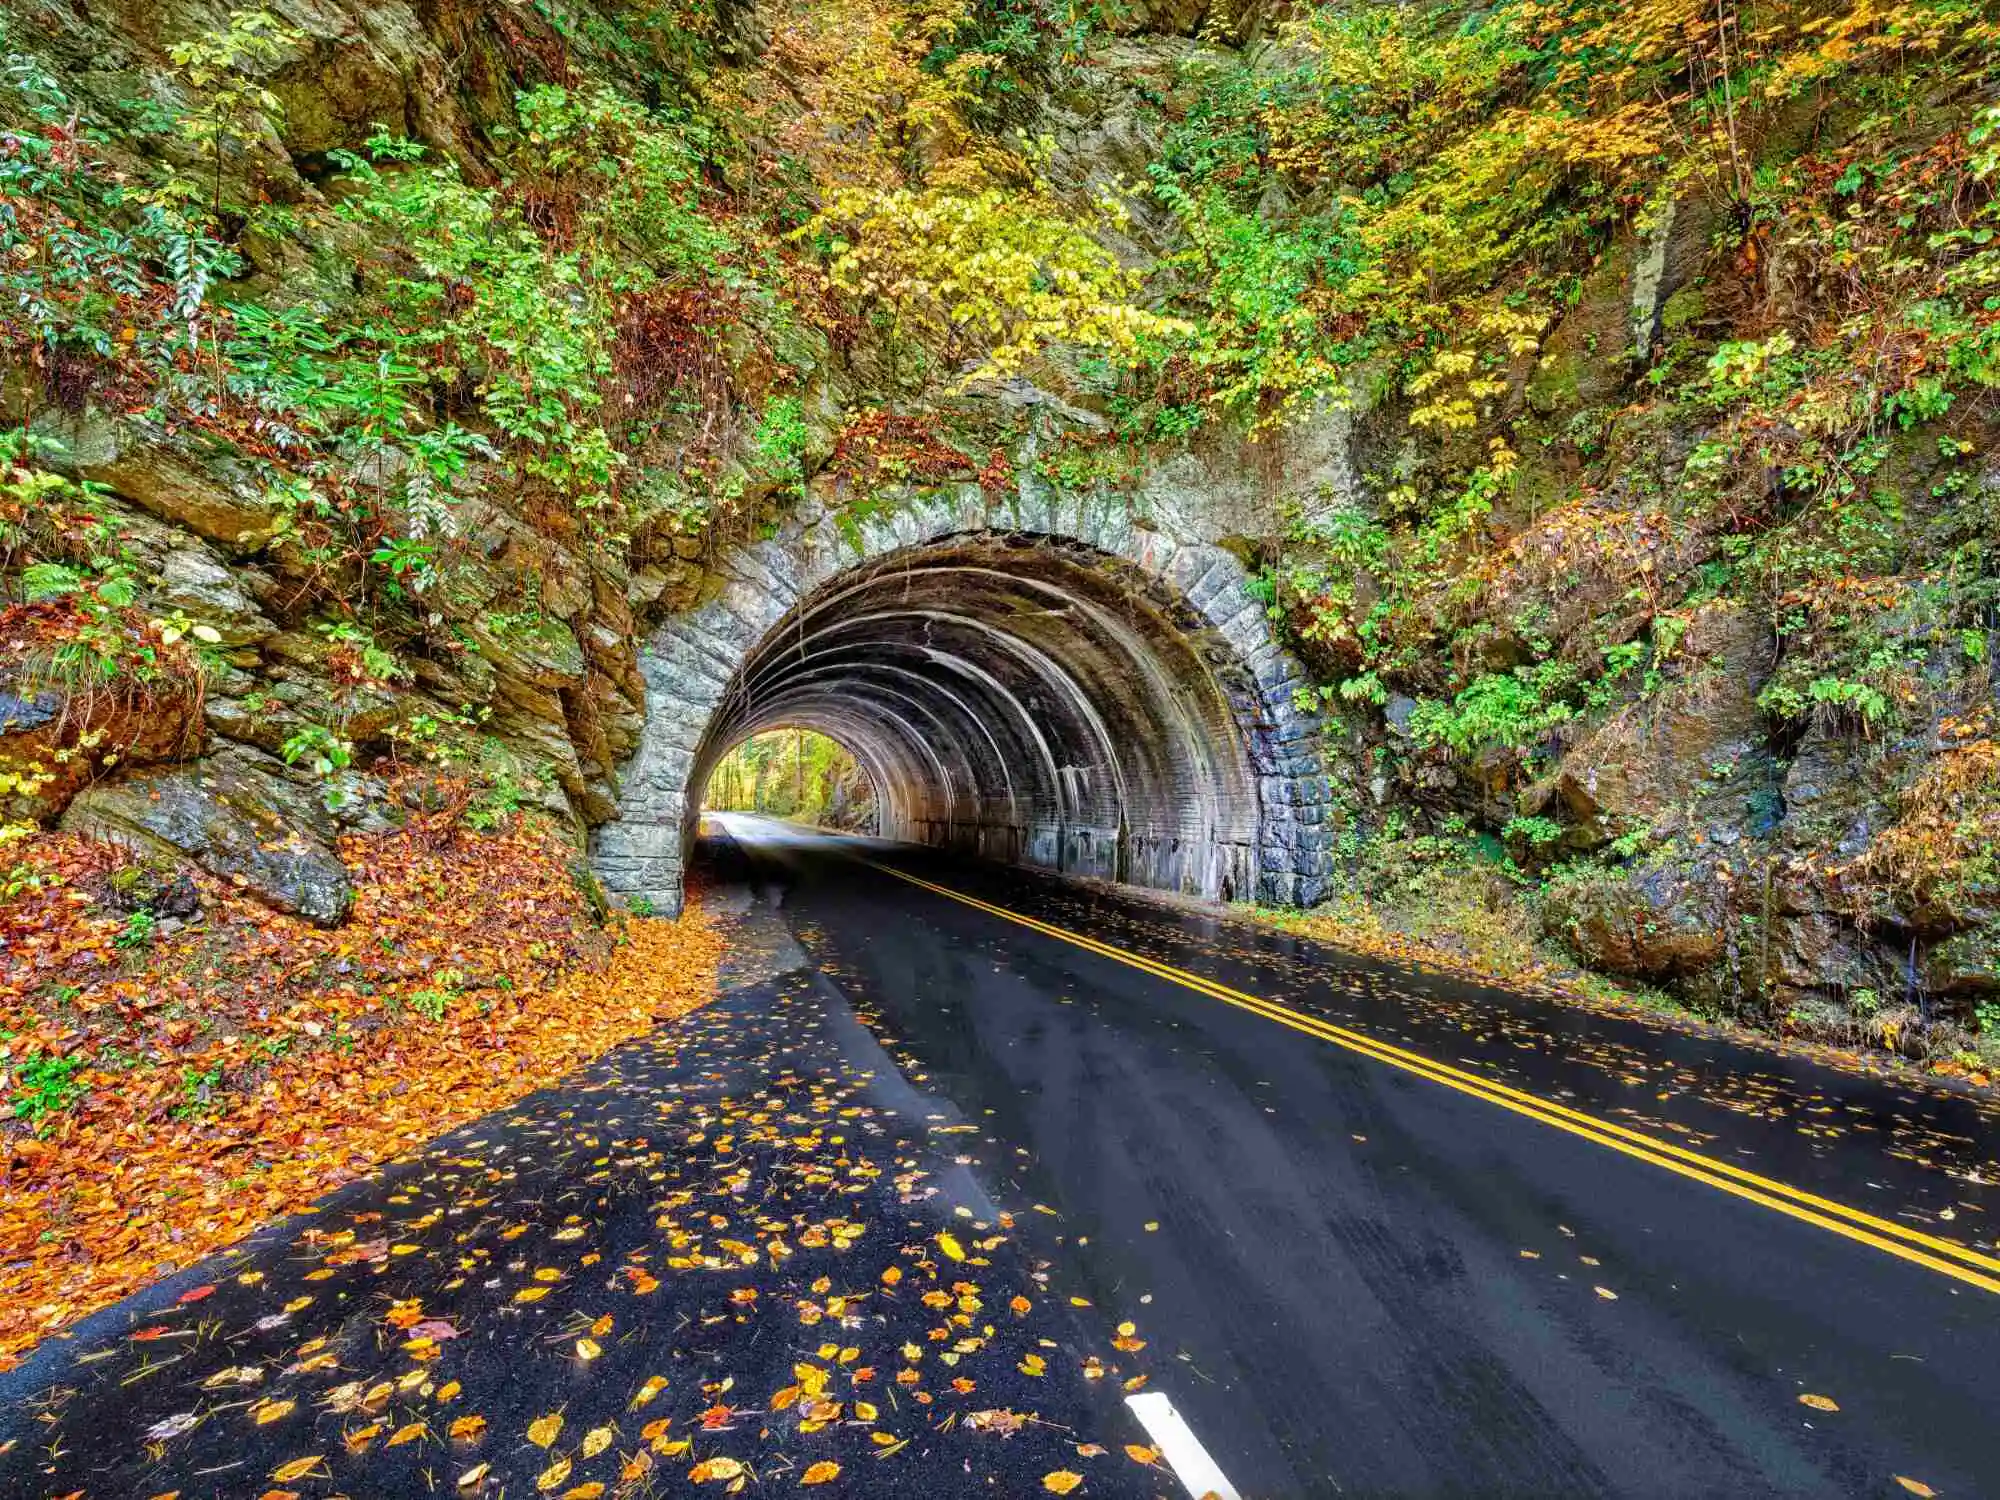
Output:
[408, 987, 453, 1022]
[171, 1063, 225, 1120]
[114, 908, 157, 950]
[10, 1051, 87, 1129]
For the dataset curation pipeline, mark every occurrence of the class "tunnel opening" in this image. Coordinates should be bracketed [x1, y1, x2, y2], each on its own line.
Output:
[595, 518, 1331, 915]
[702, 727, 880, 833]
[684, 531, 1263, 898]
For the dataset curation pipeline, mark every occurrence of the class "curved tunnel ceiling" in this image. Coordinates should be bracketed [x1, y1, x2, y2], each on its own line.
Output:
[690, 534, 1267, 901]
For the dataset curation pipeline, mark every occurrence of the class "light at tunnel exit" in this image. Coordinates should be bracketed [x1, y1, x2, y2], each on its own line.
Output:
[704, 728, 879, 833]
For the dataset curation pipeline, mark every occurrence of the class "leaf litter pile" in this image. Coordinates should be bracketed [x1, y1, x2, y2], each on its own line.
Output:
[2, 820, 722, 1371]
[2, 900, 1176, 1498]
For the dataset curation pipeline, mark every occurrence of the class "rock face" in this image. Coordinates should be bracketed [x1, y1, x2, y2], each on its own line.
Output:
[61, 750, 353, 926]
[1541, 865, 1728, 983]
[1526, 602, 1777, 850]
[1, 680, 204, 824]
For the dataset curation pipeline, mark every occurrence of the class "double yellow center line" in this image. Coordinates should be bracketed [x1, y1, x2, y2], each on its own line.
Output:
[865, 858, 2000, 1297]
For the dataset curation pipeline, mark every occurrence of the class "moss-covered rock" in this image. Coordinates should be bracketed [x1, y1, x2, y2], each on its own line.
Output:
[60, 747, 353, 925]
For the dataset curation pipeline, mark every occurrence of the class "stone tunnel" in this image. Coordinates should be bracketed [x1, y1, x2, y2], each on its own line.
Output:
[591, 483, 1334, 915]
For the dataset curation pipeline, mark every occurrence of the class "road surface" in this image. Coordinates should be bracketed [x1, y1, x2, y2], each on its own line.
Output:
[7, 813, 2000, 1498]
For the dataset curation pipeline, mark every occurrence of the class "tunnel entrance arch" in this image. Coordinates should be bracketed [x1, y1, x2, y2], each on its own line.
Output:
[591, 484, 1330, 914]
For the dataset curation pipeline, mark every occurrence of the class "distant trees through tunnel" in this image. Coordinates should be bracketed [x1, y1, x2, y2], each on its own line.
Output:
[704, 729, 879, 833]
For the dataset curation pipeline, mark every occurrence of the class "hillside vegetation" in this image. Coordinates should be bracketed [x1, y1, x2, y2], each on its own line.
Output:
[0, 0, 1996, 1077]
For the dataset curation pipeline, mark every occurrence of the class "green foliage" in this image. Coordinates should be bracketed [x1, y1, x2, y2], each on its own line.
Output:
[748, 395, 812, 497]
[10, 1050, 86, 1129]
[1407, 662, 1579, 758]
[171, 1062, 225, 1120]
[408, 985, 454, 1022]
[281, 723, 354, 779]
[1503, 814, 1567, 848]
[114, 907, 157, 951]
[165, 8, 303, 218]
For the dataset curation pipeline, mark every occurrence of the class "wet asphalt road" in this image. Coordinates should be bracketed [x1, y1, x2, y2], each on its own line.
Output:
[722, 816, 2000, 1498]
[8, 815, 2000, 1498]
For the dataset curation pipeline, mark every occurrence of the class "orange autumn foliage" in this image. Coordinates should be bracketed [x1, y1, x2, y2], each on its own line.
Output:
[0, 818, 720, 1370]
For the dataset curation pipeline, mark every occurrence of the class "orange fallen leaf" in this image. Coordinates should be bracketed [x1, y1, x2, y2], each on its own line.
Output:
[1797, 1393, 1839, 1412]
[801, 1461, 841, 1484]
[1043, 1472, 1084, 1494]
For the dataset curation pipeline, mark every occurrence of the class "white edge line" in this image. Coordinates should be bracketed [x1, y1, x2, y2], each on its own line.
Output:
[1125, 1389, 1244, 1500]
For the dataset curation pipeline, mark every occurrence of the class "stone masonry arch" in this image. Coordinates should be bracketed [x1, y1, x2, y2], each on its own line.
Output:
[591, 481, 1332, 914]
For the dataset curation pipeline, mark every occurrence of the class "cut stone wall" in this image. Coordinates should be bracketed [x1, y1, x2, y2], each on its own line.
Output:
[592, 478, 1334, 915]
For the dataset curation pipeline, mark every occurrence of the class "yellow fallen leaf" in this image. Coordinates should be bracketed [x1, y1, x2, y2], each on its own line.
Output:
[449, 1415, 487, 1441]
[535, 1456, 573, 1492]
[581, 1425, 614, 1459]
[1125, 1444, 1160, 1465]
[937, 1232, 965, 1262]
[515, 1287, 550, 1304]
[689, 1456, 746, 1483]
[457, 1462, 490, 1489]
[387, 1421, 425, 1447]
[631, 1375, 669, 1408]
[251, 1398, 295, 1425]
[436, 1380, 462, 1402]
[1894, 1479, 1937, 1497]
[562, 1486, 606, 1499]
[1798, 1393, 1839, 1412]
[1593, 1286, 1618, 1301]
[576, 1337, 602, 1360]
[802, 1461, 841, 1485]
[1043, 1472, 1084, 1494]
[528, 1413, 563, 1448]
[270, 1456, 323, 1482]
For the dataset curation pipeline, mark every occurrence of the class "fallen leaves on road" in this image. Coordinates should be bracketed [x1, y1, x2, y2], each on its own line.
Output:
[1043, 1470, 1085, 1494]
[0, 820, 721, 1370]
[1797, 1393, 1840, 1412]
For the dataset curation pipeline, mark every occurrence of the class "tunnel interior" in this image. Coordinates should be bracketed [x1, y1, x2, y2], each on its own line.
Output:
[686, 533, 1267, 901]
